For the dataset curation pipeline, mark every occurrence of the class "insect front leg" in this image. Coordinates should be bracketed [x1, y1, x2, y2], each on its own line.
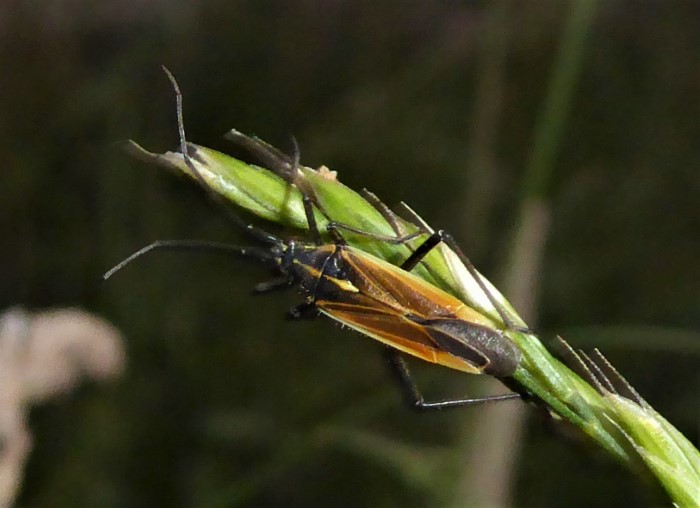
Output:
[383, 348, 520, 411]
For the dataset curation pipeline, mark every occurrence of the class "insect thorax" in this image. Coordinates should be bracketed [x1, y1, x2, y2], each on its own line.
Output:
[279, 242, 339, 294]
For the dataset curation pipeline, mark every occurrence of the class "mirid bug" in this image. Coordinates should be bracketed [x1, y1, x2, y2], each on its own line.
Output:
[104, 68, 523, 410]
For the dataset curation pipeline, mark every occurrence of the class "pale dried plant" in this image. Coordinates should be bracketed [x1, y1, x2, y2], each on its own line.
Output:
[0, 307, 125, 508]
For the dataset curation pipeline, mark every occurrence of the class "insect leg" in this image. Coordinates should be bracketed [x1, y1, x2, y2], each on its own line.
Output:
[227, 129, 326, 245]
[288, 137, 323, 245]
[383, 349, 520, 411]
[324, 222, 425, 244]
[360, 189, 408, 237]
[400, 231, 531, 333]
[325, 221, 529, 332]
[252, 277, 291, 294]
[286, 300, 319, 320]
[226, 129, 295, 169]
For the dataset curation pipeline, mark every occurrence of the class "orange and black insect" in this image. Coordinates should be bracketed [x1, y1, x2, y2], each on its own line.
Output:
[104, 68, 523, 410]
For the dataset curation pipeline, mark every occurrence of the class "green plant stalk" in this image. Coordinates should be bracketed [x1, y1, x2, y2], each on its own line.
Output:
[125, 140, 700, 505]
[523, 0, 600, 200]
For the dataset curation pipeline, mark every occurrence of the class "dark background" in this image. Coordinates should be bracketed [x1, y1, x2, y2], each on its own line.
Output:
[2, 1, 698, 506]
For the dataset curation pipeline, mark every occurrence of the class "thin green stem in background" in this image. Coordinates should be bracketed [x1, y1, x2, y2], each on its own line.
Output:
[523, 0, 600, 200]
[492, 1, 600, 505]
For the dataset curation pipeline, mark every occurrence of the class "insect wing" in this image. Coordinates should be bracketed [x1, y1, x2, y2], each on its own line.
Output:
[315, 247, 521, 376]
[316, 298, 484, 374]
[340, 247, 498, 329]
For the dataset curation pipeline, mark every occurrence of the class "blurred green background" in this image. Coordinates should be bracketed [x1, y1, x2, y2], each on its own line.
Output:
[2, 1, 698, 506]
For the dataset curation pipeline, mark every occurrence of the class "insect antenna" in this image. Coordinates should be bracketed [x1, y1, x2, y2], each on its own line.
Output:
[103, 240, 273, 280]
[161, 66, 280, 247]
[104, 69, 284, 280]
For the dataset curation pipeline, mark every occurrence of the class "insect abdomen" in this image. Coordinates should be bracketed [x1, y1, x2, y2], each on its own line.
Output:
[411, 318, 521, 377]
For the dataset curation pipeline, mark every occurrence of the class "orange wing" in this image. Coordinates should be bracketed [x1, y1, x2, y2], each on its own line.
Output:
[313, 246, 521, 376]
[340, 247, 498, 328]
[316, 298, 489, 374]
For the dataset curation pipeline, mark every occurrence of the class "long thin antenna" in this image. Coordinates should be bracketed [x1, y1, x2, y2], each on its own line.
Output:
[103, 240, 272, 280]
[160, 66, 279, 245]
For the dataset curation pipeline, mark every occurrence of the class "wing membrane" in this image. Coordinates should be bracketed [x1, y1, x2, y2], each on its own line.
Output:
[317, 298, 485, 374]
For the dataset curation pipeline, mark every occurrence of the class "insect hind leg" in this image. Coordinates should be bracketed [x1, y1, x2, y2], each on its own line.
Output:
[383, 349, 520, 411]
